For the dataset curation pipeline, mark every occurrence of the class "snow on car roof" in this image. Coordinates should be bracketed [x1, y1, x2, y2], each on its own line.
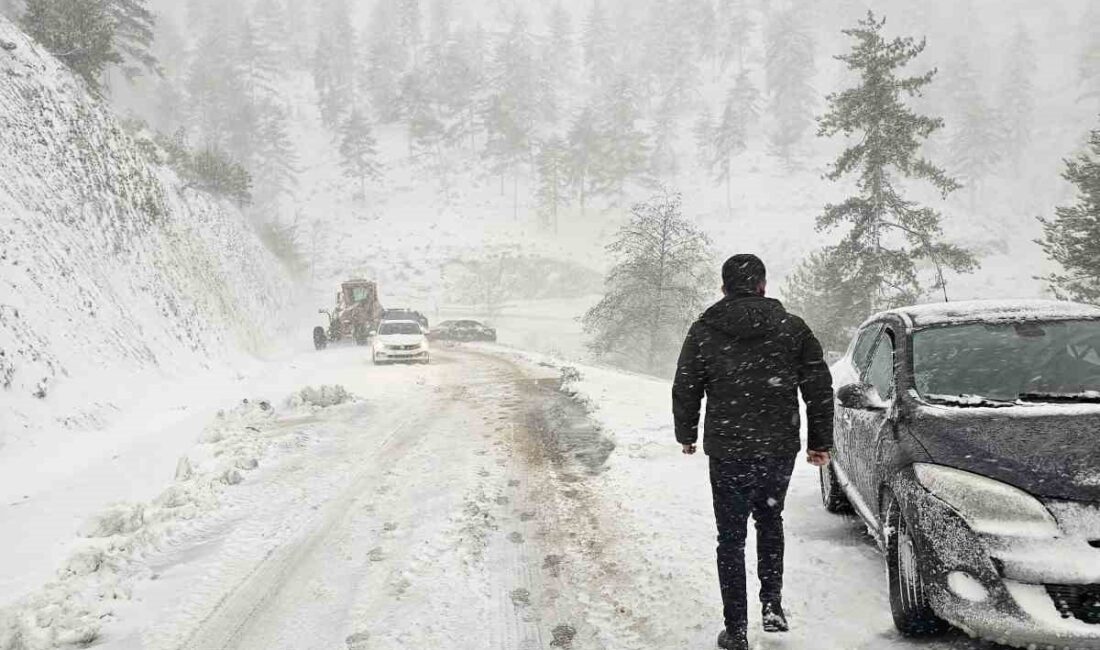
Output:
[879, 299, 1100, 328]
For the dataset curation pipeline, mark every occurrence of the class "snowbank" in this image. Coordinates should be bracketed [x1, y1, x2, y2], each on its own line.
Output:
[0, 16, 293, 451]
[0, 386, 357, 649]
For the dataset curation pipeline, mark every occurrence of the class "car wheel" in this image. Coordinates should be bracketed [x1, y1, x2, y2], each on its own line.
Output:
[885, 492, 947, 636]
[819, 461, 851, 513]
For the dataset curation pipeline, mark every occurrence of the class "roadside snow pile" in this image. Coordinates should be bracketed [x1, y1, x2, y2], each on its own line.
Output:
[0, 387, 355, 649]
[286, 384, 355, 409]
[0, 16, 292, 449]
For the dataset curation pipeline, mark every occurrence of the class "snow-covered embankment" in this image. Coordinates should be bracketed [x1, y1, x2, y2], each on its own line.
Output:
[0, 16, 292, 452]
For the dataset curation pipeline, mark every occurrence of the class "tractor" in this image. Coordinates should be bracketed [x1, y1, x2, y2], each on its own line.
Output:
[313, 279, 384, 350]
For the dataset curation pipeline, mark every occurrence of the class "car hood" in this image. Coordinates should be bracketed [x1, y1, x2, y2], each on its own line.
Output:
[377, 334, 425, 345]
[909, 402, 1100, 501]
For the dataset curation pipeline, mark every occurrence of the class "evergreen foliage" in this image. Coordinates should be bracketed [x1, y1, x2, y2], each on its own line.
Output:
[765, 7, 815, 168]
[535, 136, 571, 231]
[338, 108, 383, 199]
[1038, 124, 1100, 302]
[22, 0, 121, 88]
[793, 12, 976, 346]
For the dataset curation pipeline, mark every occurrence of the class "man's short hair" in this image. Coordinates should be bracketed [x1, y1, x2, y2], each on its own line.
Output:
[722, 254, 766, 294]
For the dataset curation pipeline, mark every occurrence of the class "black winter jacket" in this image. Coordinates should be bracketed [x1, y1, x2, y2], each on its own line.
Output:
[672, 294, 834, 458]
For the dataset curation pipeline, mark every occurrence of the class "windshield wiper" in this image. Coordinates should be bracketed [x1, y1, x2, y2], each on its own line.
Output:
[1017, 392, 1100, 403]
[922, 393, 1017, 408]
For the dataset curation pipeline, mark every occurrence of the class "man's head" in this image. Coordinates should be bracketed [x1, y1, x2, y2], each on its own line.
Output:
[722, 254, 767, 296]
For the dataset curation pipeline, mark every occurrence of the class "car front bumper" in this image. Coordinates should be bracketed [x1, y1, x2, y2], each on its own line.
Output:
[897, 477, 1100, 648]
[375, 349, 428, 360]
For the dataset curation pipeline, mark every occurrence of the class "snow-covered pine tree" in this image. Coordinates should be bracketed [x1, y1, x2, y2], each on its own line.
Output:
[692, 105, 714, 171]
[435, 27, 486, 152]
[946, 48, 1002, 200]
[582, 190, 714, 375]
[186, 20, 244, 151]
[783, 248, 875, 354]
[581, 0, 614, 86]
[712, 70, 757, 217]
[716, 0, 754, 73]
[251, 0, 290, 67]
[366, 0, 406, 122]
[1038, 123, 1100, 302]
[481, 10, 538, 217]
[765, 6, 815, 169]
[250, 101, 298, 208]
[812, 12, 975, 327]
[108, 0, 158, 79]
[398, 65, 444, 163]
[535, 136, 571, 232]
[644, 0, 699, 112]
[22, 0, 121, 89]
[649, 95, 679, 180]
[566, 105, 599, 214]
[427, 0, 450, 48]
[313, 0, 358, 129]
[590, 74, 649, 206]
[997, 24, 1037, 176]
[338, 108, 383, 199]
[1080, 2, 1100, 109]
[397, 0, 422, 63]
[547, 2, 574, 87]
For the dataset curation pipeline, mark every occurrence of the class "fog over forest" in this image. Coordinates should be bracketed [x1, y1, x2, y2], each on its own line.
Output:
[4, 0, 1100, 369]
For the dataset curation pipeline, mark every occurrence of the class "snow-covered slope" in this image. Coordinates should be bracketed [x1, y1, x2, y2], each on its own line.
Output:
[0, 17, 292, 449]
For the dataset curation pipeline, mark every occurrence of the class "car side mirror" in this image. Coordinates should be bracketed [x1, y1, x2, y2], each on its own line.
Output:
[837, 382, 887, 411]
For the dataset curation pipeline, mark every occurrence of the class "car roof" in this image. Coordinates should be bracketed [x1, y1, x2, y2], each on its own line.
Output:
[869, 299, 1100, 329]
[379, 319, 421, 327]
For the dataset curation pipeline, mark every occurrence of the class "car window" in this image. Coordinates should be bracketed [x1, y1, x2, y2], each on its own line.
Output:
[864, 329, 896, 401]
[850, 323, 883, 373]
[379, 322, 421, 335]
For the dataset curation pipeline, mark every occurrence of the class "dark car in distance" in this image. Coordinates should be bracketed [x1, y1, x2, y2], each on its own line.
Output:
[821, 300, 1100, 649]
[430, 319, 497, 342]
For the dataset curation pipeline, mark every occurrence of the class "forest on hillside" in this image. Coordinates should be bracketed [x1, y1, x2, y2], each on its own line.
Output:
[4, 0, 1100, 370]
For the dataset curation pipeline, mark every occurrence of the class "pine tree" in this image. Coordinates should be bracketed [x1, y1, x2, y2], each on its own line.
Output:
[398, 65, 444, 161]
[338, 108, 383, 199]
[108, 0, 159, 79]
[946, 49, 1002, 196]
[813, 12, 975, 327]
[783, 248, 875, 354]
[535, 136, 571, 231]
[582, 190, 714, 375]
[1037, 123, 1100, 302]
[567, 105, 599, 214]
[1080, 3, 1100, 108]
[712, 71, 757, 216]
[997, 24, 1036, 175]
[427, 0, 450, 48]
[547, 2, 575, 88]
[251, 101, 298, 207]
[645, 0, 699, 112]
[692, 106, 714, 170]
[435, 27, 486, 151]
[397, 0, 422, 62]
[649, 95, 679, 180]
[22, 0, 121, 89]
[366, 0, 406, 122]
[481, 10, 538, 217]
[590, 74, 649, 206]
[716, 0, 754, 72]
[186, 20, 243, 150]
[581, 0, 614, 85]
[765, 6, 815, 168]
[313, 0, 358, 129]
[252, 0, 290, 67]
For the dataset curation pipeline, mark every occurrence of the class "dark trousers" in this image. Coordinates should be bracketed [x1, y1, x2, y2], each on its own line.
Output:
[709, 455, 796, 633]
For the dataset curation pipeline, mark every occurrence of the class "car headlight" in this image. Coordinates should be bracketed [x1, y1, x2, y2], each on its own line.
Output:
[913, 463, 1059, 538]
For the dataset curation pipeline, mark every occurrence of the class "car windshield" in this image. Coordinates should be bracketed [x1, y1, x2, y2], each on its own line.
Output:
[347, 286, 372, 302]
[379, 322, 421, 335]
[913, 320, 1100, 403]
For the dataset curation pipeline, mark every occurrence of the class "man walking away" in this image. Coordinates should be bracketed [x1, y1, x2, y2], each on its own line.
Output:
[672, 254, 834, 650]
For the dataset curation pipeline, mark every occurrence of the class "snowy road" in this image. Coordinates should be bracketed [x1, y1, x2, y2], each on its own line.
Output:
[4, 345, 1014, 649]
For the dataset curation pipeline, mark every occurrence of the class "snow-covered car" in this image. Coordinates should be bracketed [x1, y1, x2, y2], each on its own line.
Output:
[372, 320, 430, 365]
[821, 300, 1100, 648]
[430, 319, 497, 342]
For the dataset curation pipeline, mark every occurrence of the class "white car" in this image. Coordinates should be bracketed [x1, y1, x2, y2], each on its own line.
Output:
[372, 320, 430, 365]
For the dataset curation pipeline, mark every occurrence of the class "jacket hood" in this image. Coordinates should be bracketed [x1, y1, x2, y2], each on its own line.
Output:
[700, 295, 789, 341]
[909, 403, 1100, 502]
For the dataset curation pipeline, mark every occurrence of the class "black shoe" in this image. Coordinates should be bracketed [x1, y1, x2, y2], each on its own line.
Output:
[762, 601, 789, 633]
[717, 628, 748, 650]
